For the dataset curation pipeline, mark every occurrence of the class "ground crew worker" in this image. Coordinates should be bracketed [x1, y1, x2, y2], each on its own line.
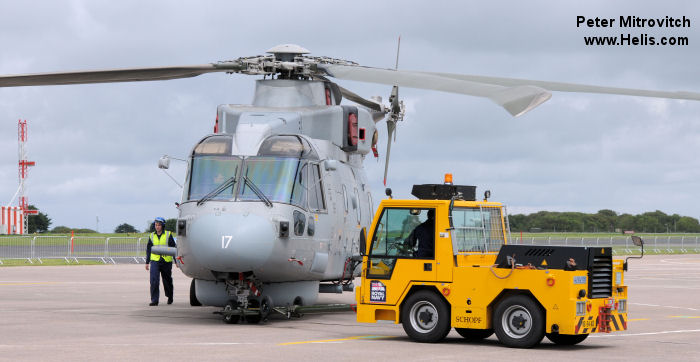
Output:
[404, 209, 435, 258]
[145, 217, 176, 306]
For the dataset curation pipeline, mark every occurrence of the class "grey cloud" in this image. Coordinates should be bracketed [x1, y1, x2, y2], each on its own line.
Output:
[1, 0, 699, 231]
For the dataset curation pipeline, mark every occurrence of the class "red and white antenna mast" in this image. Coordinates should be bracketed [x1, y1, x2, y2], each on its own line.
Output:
[17, 120, 37, 232]
[4, 120, 37, 234]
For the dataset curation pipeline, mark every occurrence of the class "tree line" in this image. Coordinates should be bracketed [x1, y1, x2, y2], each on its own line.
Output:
[21, 205, 178, 234]
[23, 203, 700, 235]
[509, 209, 700, 233]
[50, 218, 177, 234]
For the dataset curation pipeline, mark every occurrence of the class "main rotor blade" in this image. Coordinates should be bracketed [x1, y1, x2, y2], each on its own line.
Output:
[417, 71, 700, 101]
[320, 64, 551, 117]
[0, 64, 240, 87]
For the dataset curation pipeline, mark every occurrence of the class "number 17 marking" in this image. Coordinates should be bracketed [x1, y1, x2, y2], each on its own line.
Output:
[222, 235, 233, 248]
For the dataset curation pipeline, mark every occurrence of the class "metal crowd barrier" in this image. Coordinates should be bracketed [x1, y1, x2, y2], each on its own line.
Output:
[511, 235, 700, 254]
[0, 236, 148, 264]
[1, 234, 698, 264]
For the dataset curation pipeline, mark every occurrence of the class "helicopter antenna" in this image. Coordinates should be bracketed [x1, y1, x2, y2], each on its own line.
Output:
[395, 36, 401, 70]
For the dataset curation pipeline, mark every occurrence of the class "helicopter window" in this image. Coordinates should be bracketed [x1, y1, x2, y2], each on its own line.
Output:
[308, 164, 326, 211]
[307, 215, 315, 236]
[257, 135, 318, 160]
[451, 207, 505, 253]
[193, 135, 232, 155]
[187, 156, 241, 201]
[293, 210, 305, 236]
[239, 157, 307, 208]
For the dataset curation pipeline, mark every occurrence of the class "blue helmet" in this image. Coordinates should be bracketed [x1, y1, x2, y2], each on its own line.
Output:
[154, 217, 166, 225]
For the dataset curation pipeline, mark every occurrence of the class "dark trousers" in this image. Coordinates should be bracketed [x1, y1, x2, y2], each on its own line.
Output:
[150, 260, 173, 303]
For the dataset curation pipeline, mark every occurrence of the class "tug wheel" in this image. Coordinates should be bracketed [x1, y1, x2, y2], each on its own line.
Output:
[494, 295, 544, 348]
[401, 290, 451, 343]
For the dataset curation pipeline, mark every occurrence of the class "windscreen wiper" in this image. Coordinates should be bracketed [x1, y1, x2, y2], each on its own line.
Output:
[197, 177, 236, 206]
[243, 176, 273, 208]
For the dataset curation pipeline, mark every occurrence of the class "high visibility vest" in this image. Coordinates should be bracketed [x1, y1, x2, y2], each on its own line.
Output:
[150, 230, 173, 262]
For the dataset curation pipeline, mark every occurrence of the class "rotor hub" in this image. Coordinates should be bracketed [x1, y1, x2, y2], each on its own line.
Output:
[215, 45, 357, 80]
[266, 44, 310, 61]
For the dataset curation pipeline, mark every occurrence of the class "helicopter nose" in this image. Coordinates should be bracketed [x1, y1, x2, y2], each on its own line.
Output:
[187, 213, 276, 272]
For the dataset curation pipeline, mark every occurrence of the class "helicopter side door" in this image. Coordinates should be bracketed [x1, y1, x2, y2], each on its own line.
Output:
[306, 161, 333, 274]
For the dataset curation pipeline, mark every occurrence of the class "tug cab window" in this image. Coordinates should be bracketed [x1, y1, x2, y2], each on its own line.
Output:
[451, 207, 506, 253]
[367, 208, 435, 278]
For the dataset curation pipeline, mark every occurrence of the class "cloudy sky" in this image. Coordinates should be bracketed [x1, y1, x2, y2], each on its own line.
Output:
[0, 1, 698, 232]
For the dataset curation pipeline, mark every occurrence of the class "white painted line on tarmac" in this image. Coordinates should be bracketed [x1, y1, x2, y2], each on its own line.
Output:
[630, 285, 700, 290]
[0, 342, 260, 348]
[0, 281, 60, 286]
[631, 302, 698, 311]
[589, 329, 700, 337]
[279, 335, 396, 345]
[660, 259, 700, 264]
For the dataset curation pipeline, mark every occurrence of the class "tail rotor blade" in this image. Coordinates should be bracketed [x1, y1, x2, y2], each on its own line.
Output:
[383, 120, 396, 186]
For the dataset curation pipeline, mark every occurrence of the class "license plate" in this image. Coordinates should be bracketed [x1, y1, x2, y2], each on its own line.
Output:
[582, 319, 596, 328]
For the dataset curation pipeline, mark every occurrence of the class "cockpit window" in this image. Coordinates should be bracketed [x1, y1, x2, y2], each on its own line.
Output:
[186, 135, 325, 209]
[192, 135, 232, 156]
[187, 156, 241, 201]
[239, 157, 307, 208]
[257, 135, 318, 160]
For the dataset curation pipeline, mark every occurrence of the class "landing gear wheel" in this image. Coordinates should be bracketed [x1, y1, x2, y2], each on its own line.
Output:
[401, 290, 451, 343]
[493, 295, 544, 348]
[546, 333, 588, 345]
[260, 296, 273, 320]
[222, 302, 240, 324]
[246, 299, 262, 324]
[455, 328, 494, 341]
[189, 279, 201, 306]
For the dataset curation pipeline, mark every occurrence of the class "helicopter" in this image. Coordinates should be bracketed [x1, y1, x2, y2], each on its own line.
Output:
[1, 43, 699, 323]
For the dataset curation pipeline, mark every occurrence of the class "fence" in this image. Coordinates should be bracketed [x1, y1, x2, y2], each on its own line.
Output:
[0, 236, 147, 264]
[1, 234, 698, 264]
[510, 235, 700, 254]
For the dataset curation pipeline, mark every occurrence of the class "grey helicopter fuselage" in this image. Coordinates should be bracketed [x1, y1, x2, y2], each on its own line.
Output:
[175, 79, 377, 307]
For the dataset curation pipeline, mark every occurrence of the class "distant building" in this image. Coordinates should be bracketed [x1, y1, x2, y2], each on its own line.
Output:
[1, 206, 25, 234]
